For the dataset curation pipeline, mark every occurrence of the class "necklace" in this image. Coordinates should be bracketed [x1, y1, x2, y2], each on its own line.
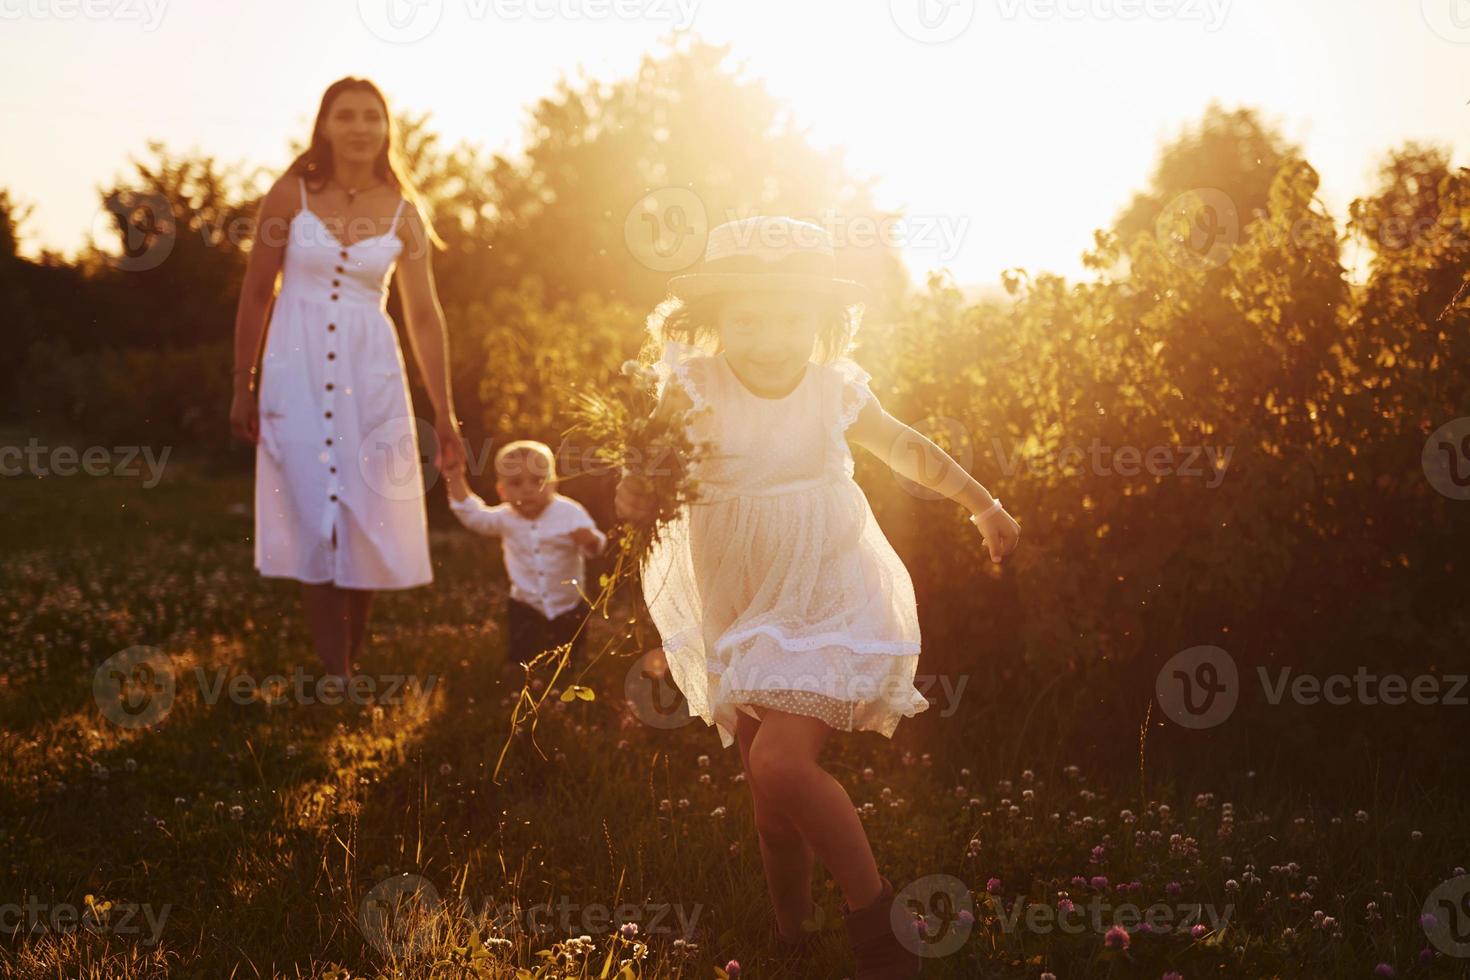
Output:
[333, 177, 383, 203]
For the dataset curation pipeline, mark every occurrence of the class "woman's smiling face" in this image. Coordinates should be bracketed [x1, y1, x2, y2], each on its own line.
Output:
[716, 291, 826, 395]
[321, 88, 389, 166]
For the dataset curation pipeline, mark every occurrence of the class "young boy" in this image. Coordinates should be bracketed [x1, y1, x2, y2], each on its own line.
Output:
[445, 440, 606, 670]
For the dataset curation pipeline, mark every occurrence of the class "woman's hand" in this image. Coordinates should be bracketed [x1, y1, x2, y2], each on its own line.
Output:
[614, 469, 658, 524]
[434, 415, 466, 477]
[230, 384, 259, 445]
[971, 506, 1021, 564]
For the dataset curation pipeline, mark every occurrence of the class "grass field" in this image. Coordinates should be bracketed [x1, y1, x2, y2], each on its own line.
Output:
[1, 463, 1466, 979]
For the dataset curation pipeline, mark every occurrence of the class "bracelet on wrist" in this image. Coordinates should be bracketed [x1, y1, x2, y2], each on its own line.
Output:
[970, 498, 1003, 524]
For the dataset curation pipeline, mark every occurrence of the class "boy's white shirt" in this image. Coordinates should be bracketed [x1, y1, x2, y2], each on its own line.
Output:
[449, 491, 607, 620]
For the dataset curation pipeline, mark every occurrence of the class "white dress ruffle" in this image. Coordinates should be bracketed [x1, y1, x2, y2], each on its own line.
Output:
[641, 339, 929, 749]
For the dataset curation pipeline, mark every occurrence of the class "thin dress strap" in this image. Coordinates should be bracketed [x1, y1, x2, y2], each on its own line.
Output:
[297, 176, 307, 210]
[388, 196, 407, 236]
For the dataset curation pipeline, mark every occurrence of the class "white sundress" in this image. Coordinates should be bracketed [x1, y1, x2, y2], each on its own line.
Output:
[254, 177, 432, 590]
[642, 340, 930, 750]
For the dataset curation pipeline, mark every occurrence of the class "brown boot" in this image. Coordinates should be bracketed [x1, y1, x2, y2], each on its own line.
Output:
[841, 876, 922, 979]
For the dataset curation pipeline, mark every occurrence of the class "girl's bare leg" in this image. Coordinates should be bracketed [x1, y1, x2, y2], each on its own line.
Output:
[747, 707, 884, 914]
[736, 710, 817, 940]
[345, 588, 375, 671]
[300, 583, 351, 676]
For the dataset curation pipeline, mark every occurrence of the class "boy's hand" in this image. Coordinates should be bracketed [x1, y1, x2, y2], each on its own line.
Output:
[444, 462, 470, 502]
[568, 527, 603, 555]
[971, 506, 1021, 564]
[614, 469, 657, 524]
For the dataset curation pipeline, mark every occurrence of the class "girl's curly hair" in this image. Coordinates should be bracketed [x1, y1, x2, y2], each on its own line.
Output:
[643, 293, 865, 365]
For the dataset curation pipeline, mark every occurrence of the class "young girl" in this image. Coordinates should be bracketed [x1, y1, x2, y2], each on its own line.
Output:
[614, 216, 1021, 978]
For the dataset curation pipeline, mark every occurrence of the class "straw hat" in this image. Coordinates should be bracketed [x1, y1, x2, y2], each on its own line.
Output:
[666, 215, 868, 305]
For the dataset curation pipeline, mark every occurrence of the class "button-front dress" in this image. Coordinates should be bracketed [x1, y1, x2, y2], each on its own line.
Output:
[254, 177, 432, 589]
[642, 339, 931, 749]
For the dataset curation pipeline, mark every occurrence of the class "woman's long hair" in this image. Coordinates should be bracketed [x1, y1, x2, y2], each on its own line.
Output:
[285, 76, 446, 251]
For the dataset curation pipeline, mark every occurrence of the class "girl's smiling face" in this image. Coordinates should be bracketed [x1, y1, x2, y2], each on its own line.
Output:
[716, 292, 827, 396]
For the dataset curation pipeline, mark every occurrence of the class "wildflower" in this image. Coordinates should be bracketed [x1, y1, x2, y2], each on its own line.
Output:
[697, 754, 709, 768]
[1166, 881, 1182, 897]
[1090, 876, 1108, 891]
[725, 959, 741, 977]
[1374, 965, 1396, 977]
[1104, 925, 1130, 951]
[620, 922, 639, 939]
[986, 877, 1002, 894]
[1355, 810, 1369, 823]
[229, 805, 244, 821]
[1189, 924, 1207, 939]
[1411, 830, 1423, 842]
[711, 806, 726, 818]
[957, 909, 975, 925]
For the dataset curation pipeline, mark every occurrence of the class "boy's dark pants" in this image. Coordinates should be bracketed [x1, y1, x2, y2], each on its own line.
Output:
[506, 597, 590, 667]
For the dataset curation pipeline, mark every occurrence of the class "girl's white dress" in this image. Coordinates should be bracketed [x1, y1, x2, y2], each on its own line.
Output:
[643, 340, 930, 749]
[254, 177, 432, 589]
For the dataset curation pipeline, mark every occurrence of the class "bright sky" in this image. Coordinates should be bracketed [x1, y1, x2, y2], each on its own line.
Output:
[1, 0, 1465, 286]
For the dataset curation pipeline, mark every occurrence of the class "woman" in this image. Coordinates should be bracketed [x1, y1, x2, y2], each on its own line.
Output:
[229, 76, 466, 678]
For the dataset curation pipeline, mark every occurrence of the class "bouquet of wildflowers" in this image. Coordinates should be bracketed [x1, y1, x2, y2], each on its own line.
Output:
[565, 354, 711, 578]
